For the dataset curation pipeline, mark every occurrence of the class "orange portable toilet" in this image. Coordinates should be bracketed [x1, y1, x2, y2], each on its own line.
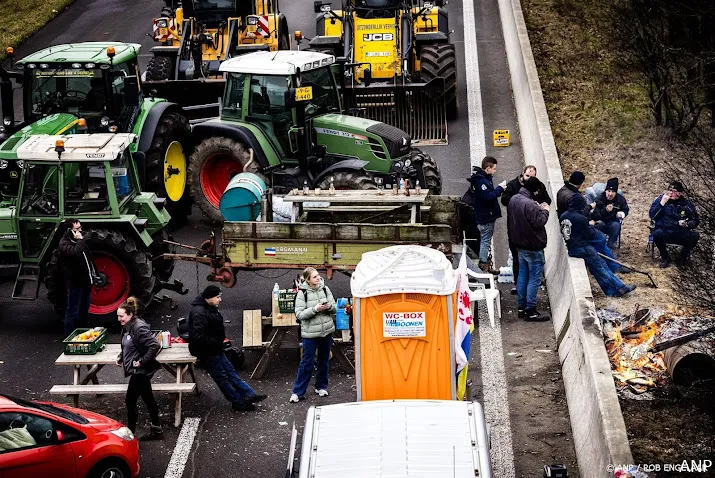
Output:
[350, 245, 458, 401]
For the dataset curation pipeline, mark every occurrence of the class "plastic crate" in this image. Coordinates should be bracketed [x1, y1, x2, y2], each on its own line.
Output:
[63, 328, 107, 355]
[278, 290, 299, 313]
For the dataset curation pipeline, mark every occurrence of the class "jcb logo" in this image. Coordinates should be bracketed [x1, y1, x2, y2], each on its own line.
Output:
[363, 33, 394, 42]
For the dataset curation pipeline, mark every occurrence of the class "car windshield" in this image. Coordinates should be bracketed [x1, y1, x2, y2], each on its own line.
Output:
[299, 66, 340, 119]
[193, 0, 236, 10]
[0, 395, 88, 424]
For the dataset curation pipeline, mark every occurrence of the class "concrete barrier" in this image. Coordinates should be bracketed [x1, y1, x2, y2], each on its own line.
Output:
[497, 0, 634, 475]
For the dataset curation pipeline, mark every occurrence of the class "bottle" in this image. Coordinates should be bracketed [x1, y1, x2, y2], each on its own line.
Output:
[303, 180, 309, 195]
[399, 177, 405, 192]
[403, 179, 410, 196]
[329, 176, 335, 195]
[415, 180, 421, 195]
[392, 179, 399, 195]
[273, 282, 280, 299]
[272, 283, 281, 317]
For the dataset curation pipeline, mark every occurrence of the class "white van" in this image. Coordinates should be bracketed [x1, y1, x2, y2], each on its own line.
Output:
[288, 400, 493, 478]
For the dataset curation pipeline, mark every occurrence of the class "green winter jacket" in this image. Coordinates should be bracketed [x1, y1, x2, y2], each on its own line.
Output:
[295, 278, 336, 339]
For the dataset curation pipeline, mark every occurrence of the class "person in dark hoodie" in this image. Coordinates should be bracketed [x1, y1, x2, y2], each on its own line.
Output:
[507, 176, 550, 321]
[560, 195, 636, 297]
[116, 296, 163, 440]
[592, 177, 629, 249]
[189, 285, 267, 411]
[648, 180, 699, 268]
[556, 171, 588, 218]
[58, 219, 97, 336]
[501, 165, 552, 294]
[468, 156, 507, 274]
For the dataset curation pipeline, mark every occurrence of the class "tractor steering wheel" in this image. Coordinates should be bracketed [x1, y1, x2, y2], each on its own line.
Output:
[29, 188, 58, 215]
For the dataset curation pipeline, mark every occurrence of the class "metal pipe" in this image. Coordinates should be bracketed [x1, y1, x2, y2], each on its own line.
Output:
[663, 342, 715, 387]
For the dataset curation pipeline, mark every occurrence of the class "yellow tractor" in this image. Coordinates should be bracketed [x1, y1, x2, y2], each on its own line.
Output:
[308, 0, 456, 144]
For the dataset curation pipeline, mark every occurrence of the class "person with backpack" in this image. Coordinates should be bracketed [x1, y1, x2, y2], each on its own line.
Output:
[289, 267, 336, 403]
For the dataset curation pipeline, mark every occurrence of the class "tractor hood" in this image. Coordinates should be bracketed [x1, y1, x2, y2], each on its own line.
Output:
[0, 114, 79, 161]
[0, 206, 18, 254]
[313, 114, 412, 159]
[16, 42, 141, 66]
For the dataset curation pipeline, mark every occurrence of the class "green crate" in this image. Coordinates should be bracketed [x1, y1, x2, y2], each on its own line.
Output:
[278, 290, 298, 313]
[63, 328, 107, 355]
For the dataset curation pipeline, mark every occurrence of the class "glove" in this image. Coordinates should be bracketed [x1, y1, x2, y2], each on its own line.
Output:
[498, 180, 507, 189]
[616, 211, 625, 219]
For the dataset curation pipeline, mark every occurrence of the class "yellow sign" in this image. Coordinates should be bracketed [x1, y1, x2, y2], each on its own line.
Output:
[295, 86, 313, 102]
[493, 129, 510, 147]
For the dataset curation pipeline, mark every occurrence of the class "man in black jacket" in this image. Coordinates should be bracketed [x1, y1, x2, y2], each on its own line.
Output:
[189, 285, 267, 411]
[507, 177, 550, 321]
[58, 219, 97, 336]
[501, 165, 552, 294]
[468, 156, 507, 274]
[592, 177, 629, 249]
[556, 171, 588, 218]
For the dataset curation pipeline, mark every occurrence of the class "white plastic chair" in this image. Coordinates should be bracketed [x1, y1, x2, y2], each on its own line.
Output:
[466, 269, 501, 327]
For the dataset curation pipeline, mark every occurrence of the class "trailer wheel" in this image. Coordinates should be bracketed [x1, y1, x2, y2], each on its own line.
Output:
[413, 150, 442, 195]
[188, 137, 264, 224]
[145, 112, 193, 228]
[146, 56, 174, 81]
[45, 229, 156, 323]
[316, 171, 377, 190]
[420, 44, 458, 121]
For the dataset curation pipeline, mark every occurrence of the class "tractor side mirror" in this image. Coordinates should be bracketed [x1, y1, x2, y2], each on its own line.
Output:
[284, 89, 297, 109]
[363, 68, 372, 87]
[124, 76, 140, 107]
[314, 1, 332, 13]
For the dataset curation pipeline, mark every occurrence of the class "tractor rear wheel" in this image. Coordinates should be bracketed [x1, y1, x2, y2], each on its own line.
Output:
[316, 171, 377, 190]
[146, 56, 173, 81]
[45, 229, 156, 323]
[414, 150, 442, 195]
[188, 137, 263, 224]
[420, 44, 458, 121]
[145, 112, 193, 228]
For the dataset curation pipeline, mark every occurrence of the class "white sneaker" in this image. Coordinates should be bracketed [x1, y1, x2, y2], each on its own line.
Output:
[289, 394, 300, 403]
[315, 389, 329, 397]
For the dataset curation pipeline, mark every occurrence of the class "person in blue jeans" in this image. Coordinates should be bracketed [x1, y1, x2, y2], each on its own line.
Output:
[58, 219, 97, 336]
[468, 156, 507, 274]
[188, 285, 267, 411]
[648, 180, 699, 268]
[560, 196, 636, 297]
[290, 267, 336, 403]
[507, 177, 550, 321]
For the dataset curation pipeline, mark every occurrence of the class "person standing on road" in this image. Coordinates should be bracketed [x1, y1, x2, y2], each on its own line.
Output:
[117, 296, 163, 440]
[507, 177, 550, 321]
[501, 165, 552, 294]
[468, 156, 507, 274]
[592, 177, 629, 249]
[189, 285, 267, 411]
[290, 267, 336, 403]
[648, 180, 699, 268]
[556, 171, 588, 218]
[58, 218, 97, 336]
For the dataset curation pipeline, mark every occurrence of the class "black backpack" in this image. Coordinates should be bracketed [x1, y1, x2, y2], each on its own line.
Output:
[293, 285, 332, 315]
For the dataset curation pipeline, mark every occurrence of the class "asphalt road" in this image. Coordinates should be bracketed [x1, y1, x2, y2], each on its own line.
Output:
[0, 0, 579, 477]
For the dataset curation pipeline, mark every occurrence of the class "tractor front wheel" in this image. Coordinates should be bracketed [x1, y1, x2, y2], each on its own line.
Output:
[188, 137, 263, 224]
[145, 56, 174, 81]
[420, 44, 458, 121]
[316, 171, 377, 190]
[413, 150, 442, 195]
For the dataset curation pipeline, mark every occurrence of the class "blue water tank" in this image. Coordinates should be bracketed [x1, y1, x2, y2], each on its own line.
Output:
[336, 297, 350, 330]
[219, 173, 267, 221]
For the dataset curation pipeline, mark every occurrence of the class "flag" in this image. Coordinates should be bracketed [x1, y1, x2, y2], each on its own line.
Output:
[264, 247, 276, 256]
[455, 244, 474, 400]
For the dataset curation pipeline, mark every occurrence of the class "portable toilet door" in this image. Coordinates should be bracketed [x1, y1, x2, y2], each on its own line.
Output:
[350, 245, 458, 401]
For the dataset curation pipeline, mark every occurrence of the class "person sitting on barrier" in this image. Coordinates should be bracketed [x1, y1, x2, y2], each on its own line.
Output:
[556, 170, 590, 218]
[648, 180, 700, 268]
[189, 285, 267, 411]
[591, 177, 629, 249]
[560, 195, 637, 297]
[289, 267, 336, 403]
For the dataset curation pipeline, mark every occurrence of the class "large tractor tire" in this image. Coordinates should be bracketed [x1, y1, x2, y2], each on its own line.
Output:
[145, 56, 173, 81]
[149, 229, 175, 283]
[45, 229, 156, 323]
[188, 137, 264, 224]
[316, 171, 378, 190]
[413, 149, 442, 195]
[420, 44, 458, 121]
[144, 111, 193, 228]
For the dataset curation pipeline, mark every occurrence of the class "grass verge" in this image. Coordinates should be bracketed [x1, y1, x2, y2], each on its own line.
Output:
[0, 0, 75, 59]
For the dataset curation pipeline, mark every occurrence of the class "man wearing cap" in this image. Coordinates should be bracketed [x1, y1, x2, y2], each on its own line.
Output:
[592, 177, 629, 249]
[188, 285, 267, 411]
[649, 181, 699, 268]
[557, 171, 588, 219]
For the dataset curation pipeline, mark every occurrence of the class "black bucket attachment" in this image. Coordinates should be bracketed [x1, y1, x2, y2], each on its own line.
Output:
[342, 77, 447, 145]
[144, 78, 226, 123]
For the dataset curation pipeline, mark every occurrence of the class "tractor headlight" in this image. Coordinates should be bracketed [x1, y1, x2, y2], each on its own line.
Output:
[71, 63, 82, 69]
[100, 116, 110, 127]
[404, 159, 412, 168]
[247, 16, 258, 25]
[0, 160, 7, 169]
[424, 1, 433, 8]
[156, 18, 168, 28]
[3, 117, 12, 127]
[0, 126, 5, 134]
[85, 63, 96, 69]
[320, 4, 331, 12]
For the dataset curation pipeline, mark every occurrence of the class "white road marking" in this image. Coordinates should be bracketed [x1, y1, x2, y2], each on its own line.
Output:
[462, 0, 517, 474]
[164, 417, 201, 478]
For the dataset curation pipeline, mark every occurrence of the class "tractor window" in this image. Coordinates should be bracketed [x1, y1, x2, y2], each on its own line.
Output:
[63, 162, 111, 215]
[193, 0, 237, 10]
[30, 68, 104, 118]
[19, 164, 59, 217]
[111, 150, 133, 205]
[299, 67, 340, 119]
[248, 75, 291, 119]
[223, 73, 248, 119]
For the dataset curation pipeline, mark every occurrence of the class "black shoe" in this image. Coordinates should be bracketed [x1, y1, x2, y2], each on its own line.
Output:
[510, 288, 517, 295]
[615, 284, 637, 297]
[524, 309, 549, 322]
[248, 393, 267, 404]
[232, 402, 257, 412]
[140, 425, 164, 441]
[659, 259, 671, 269]
[518, 308, 525, 318]
[479, 262, 500, 275]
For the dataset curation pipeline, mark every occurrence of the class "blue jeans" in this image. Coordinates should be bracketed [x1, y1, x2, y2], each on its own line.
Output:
[569, 245, 625, 296]
[516, 249, 544, 310]
[293, 335, 332, 397]
[594, 220, 621, 248]
[590, 230, 619, 273]
[204, 352, 256, 405]
[64, 286, 92, 336]
[476, 222, 495, 264]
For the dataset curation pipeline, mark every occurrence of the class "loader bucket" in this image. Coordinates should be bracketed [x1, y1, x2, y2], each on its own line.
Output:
[342, 78, 447, 145]
[144, 79, 226, 123]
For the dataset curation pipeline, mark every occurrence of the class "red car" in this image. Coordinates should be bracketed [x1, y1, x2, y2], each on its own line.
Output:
[0, 394, 139, 478]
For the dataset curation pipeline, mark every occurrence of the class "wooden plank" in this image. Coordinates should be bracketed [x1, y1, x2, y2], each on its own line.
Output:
[50, 383, 196, 395]
[56, 343, 196, 366]
[242, 309, 263, 348]
[283, 189, 428, 204]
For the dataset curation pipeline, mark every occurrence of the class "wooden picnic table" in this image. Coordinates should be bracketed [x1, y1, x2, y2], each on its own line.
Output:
[51, 343, 199, 427]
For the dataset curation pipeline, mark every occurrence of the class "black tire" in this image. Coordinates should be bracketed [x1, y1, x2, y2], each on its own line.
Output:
[420, 44, 458, 121]
[144, 111, 193, 228]
[188, 137, 265, 224]
[413, 149, 442, 195]
[150, 230, 175, 283]
[316, 171, 377, 190]
[45, 228, 156, 323]
[87, 458, 131, 478]
[146, 55, 173, 81]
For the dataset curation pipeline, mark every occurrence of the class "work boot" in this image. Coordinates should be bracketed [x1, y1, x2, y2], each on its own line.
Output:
[524, 309, 549, 322]
[248, 393, 268, 404]
[615, 284, 637, 297]
[659, 259, 671, 269]
[510, 287, 517, 295]
[232, 402, 256, 412]
[478, 262, 499, 275]
[140, 425, 164, 441]
[518, 308, 525, 319]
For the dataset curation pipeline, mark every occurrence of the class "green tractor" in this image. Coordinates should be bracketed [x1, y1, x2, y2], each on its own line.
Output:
[189, 49, 442, 223]
[0, 42, 193, 225]
[0, 133, 182, 321]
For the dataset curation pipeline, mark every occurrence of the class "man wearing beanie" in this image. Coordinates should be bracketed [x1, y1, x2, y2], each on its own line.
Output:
[189, 285, 267, 411]
[507, 176, 550, 321]
[557, 171, 587, 218]
[592, 177, 629, 249]
[649, 180, 699, 268]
